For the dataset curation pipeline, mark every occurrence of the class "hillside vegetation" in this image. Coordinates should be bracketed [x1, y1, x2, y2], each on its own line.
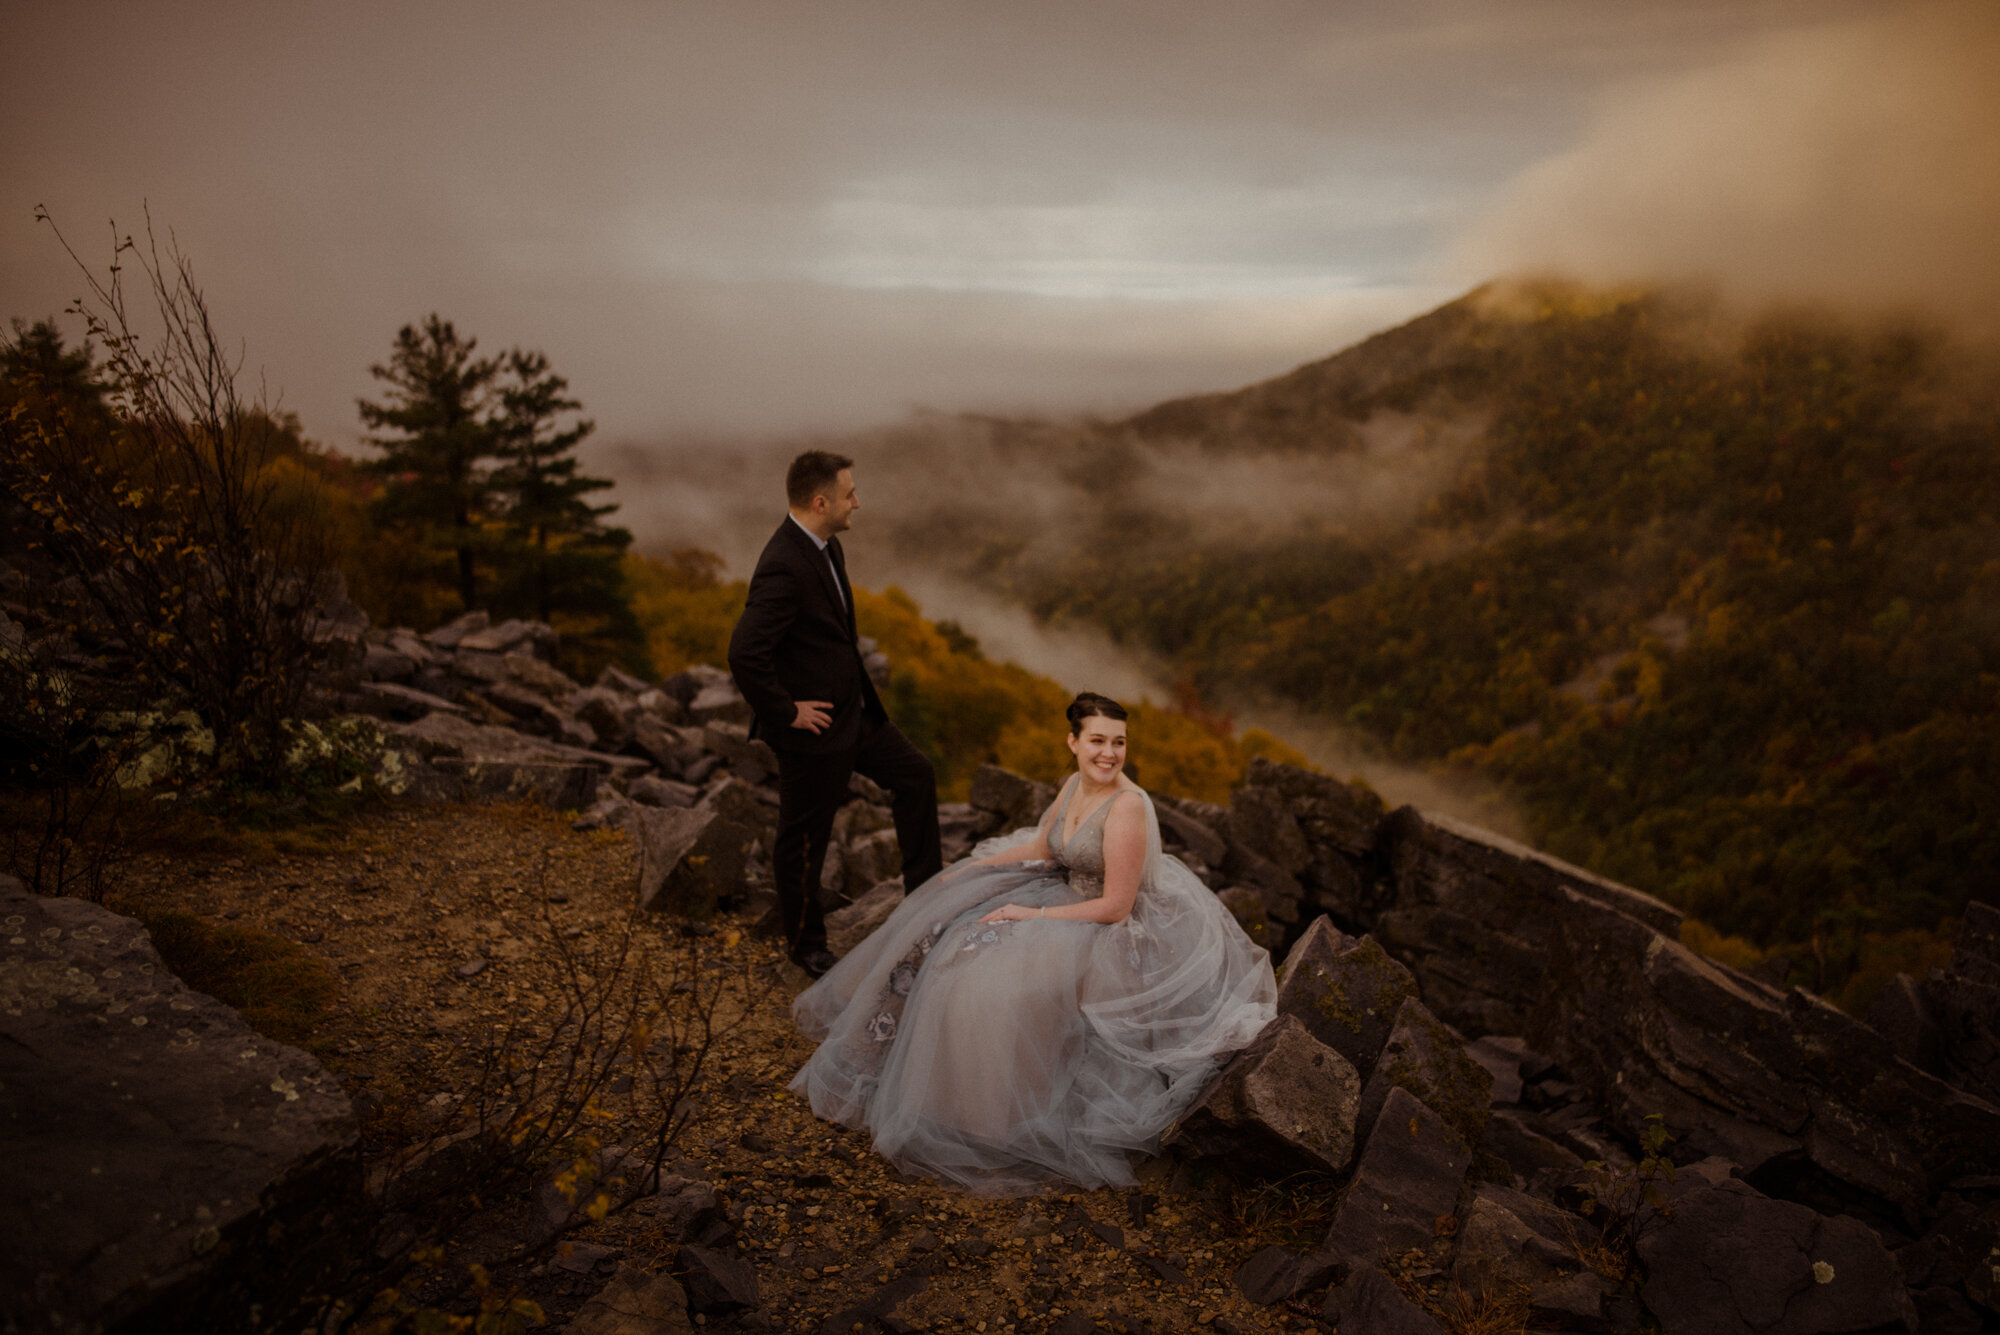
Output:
[857, 284, 2000, 1005]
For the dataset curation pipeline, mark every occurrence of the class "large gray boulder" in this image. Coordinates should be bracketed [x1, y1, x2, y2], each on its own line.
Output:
[0, 881, 358, 1334]
[626, 806, 756, 916]
[1355, 996, 1493, 1152]
[1164, 1014, 1360, 1177]
[1636, 1160, 1916, 1335]
[1274, 917, 1419, 1077]
[1322, 1086, 1471, 1272]
[968, 764, 1056, 835]
[826, 878, 904, 957]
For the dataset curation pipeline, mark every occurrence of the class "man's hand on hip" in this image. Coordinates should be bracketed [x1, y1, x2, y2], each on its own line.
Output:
[791, 700, 833, 734]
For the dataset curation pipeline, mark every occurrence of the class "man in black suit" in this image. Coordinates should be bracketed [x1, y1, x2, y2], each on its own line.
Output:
[728, 450, 942, 977]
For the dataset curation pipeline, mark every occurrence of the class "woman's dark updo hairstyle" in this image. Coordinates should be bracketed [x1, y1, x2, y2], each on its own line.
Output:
[1066, 692, 1129, 736]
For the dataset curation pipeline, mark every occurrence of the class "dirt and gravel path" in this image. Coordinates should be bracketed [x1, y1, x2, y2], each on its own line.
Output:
[122, 801, 1321, 1334]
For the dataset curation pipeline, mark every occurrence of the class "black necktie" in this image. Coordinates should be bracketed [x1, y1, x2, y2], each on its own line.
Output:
[827, 538, 852, 630]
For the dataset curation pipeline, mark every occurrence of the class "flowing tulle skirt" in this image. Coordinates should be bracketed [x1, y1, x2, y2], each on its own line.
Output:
[790, 831, 1277, 1194]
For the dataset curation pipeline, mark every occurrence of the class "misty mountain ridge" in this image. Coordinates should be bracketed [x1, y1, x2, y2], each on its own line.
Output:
[825, 279, 2000, 999]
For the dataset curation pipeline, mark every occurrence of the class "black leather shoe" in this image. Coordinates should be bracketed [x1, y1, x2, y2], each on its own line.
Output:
[792, 947, 839, 979]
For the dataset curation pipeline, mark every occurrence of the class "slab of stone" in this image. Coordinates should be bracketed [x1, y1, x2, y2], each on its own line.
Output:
[1154, 800, 1227, 868]
[701, 722, 778, 784]
[1321, 1263, 1443, 1335]
[1356, 997, 1493, 1151]
[686, 683, 752, 726]
[361, 640, 418, 682]
[626, 717, 703, 776]
[565, 1264, 695, 1334]
[1322, 1086, 1472, 1271]
[630, 776, 699, 809]
[697, 776, 778, 835]
[678, 1244, 759, 1313]
[626, 806, 756, 916]
[1465, 1036, 1526, 1105]
[1246, 757, 1386, 859]
[425, 609, 490, 649]
[1232, 1246, 1339, 1305]
[1225, 786, 1310, 876]
[827, 878, 904, 957]
[505, 650, 578, 699]
[843, 827, 903, 898]
[430, 758, 599, 809]
[1530, 1271, 1617, 1332]
[0, 881, 358, 1334]
[349, 680, 469, 722]
[1448, 1185, 1579, 1293]
[1164, 1014, 1360, 1177]
[1636, 1169, 1917, 1335]
[967, 764, 1056, 834]
[570, 686, 635, 744]
[1275, 917, 1419, 1078]
[1478, 1109, 1587, 1195]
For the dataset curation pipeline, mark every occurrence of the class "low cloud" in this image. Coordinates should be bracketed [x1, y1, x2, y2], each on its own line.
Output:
[1452, 2, 2000, 326]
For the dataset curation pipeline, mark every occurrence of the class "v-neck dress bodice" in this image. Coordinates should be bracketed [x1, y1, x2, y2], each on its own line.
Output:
[790, 776, 1277, 1195]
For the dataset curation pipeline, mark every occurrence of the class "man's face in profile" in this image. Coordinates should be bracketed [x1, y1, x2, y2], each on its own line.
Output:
[822, 468, 859, 534]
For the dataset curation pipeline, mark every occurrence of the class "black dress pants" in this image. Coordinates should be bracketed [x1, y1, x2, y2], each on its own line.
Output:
[772, 717, 941, 959]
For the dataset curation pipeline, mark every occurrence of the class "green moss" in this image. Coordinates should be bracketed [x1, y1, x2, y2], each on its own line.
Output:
[126, 906, 340, 1045]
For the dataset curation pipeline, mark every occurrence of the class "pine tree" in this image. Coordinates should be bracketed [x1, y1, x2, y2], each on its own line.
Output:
[357, 315, 500, 612]
[486, 349, 645, 676]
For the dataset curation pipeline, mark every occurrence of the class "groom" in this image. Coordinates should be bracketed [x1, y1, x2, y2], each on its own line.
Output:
[728, 450, 942, 977]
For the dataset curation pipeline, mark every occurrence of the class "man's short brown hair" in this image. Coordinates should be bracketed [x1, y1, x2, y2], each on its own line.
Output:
[786, 449, 855, 508]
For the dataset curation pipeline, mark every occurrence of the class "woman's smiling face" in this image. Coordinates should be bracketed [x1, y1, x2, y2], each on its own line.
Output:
[1068, 715, 1128, 783]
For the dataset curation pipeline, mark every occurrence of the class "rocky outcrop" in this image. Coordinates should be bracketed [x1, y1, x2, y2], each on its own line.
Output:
[0, 879, 358, 1335]
[1172, 756, 2000, 1328]
[341, 611, 965, 933]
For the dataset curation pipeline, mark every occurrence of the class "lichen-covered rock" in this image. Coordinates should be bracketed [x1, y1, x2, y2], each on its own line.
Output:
[1274, 917, 1419, 1078]
[1636, 1160, 1917, 1335]
[625, 806, 756, 916]
[1356, 996, 1493, 1152]
[0, 881, 358, 1334]
[1322, 1086, 1471, 1272]
[1164, 1015, 1360, 1177]
[1217, 886, 1275, 950]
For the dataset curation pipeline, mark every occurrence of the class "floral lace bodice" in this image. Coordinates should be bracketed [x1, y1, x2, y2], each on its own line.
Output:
[1050, 782, 1132, 901]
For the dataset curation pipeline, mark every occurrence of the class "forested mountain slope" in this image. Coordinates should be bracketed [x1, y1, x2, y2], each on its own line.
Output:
[860, 283, 2000, 998]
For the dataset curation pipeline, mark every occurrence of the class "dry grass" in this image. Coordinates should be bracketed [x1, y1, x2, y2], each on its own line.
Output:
[1206, 1171, 1344, 1257]
[1432, 1280, 1532, 1335]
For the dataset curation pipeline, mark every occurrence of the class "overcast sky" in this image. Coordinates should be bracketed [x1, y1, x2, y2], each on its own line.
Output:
[4, 0, 1991, 456]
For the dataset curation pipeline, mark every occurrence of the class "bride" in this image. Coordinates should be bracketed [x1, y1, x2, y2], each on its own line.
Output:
[789, 692, 1278, 1194]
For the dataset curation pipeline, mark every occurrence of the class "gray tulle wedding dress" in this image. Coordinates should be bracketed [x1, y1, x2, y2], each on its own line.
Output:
[790, 778, 1278, 1194]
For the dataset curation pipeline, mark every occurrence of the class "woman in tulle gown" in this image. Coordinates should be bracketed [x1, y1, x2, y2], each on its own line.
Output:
[789, 692, 1278, 1194]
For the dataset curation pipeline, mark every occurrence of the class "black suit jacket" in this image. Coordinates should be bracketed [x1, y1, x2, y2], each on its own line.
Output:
[728, 518, 885, 757]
